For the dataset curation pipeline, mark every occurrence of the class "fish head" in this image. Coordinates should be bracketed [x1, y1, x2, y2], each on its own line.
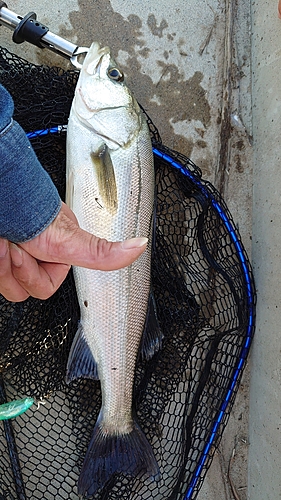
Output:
[73, 42, 142, 149]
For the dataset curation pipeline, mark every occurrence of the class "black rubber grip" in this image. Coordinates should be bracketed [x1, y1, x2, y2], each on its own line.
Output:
[12, 12, 49, 48]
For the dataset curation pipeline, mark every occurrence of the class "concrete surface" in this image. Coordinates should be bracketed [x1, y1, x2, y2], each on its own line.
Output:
[249, 2, 281, 500]
[0, 1, 278, 499]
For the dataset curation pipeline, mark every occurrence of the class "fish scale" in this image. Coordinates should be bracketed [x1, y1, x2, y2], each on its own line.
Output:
[65, 42, 160, 497]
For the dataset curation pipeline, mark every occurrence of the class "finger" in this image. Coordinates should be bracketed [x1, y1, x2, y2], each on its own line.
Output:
[10, 243, 70, 300]
[66, 234, 149, 271]
[20, 203, 149, 271]
[35, 261, 71, 298]
[0, 239, 30, 302]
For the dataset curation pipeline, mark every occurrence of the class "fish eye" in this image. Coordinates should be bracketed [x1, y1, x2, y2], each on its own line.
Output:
[107, 67, 124, 82]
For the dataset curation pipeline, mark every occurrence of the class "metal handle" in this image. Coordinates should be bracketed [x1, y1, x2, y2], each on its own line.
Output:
[0, 3, 88, 69]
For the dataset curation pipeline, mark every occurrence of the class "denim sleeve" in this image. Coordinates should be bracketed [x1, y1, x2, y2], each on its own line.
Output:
[0, 84, 61, 243]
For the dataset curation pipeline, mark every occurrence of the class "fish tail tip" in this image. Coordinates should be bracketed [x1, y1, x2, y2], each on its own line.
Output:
[78, 420, 160, 497]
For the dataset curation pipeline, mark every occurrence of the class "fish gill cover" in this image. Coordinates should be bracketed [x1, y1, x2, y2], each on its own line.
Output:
[0, 47, 255, 500]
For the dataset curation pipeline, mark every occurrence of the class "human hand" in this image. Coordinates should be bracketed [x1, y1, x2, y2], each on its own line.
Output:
[0, 202, 148, 302]
[279, 0, 281, 17]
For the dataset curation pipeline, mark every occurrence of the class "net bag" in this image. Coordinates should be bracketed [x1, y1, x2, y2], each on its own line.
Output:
[0, 47, 256, 500]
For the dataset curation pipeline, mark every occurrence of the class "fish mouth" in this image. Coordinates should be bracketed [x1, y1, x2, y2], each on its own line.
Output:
[84, 43, 110, 77]
[90, 54, 105, 78]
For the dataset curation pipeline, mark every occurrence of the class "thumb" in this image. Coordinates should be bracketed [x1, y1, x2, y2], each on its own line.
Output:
[64, 233, 149, 271]
[19, 203, 149, 271]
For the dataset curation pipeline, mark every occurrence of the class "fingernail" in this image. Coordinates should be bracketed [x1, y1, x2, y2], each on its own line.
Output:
[10, 243, 23, 267]
[0, 239, 8, 258]
[121, 237, 148, 250]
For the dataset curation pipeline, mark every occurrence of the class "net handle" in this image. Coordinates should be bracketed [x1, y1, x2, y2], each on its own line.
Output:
[0, 3, 89, 68]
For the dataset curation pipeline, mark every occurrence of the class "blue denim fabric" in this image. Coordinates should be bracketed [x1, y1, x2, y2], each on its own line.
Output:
[0, 84, 61, 243]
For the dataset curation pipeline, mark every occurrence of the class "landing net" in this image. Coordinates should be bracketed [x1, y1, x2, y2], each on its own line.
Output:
[0, 47, 255, 500]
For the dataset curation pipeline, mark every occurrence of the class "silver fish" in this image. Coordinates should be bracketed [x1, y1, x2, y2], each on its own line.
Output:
[65, 42, 160, 496]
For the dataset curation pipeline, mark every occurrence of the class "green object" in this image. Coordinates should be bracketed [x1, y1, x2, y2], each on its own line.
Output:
[0, 397, 34, 420]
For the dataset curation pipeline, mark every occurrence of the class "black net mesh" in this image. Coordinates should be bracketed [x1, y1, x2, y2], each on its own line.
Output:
[0, 46, 255, 500]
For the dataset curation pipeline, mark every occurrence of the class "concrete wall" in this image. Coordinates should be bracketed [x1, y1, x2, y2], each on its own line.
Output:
[1, 1, 277, 499]
[248, 2, 281, 499]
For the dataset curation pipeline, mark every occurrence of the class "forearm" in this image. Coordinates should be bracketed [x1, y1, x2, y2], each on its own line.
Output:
[0, 84, 61, 243]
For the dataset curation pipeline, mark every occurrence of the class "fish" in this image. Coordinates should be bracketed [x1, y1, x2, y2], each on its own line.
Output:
[65, 42, 161, 497]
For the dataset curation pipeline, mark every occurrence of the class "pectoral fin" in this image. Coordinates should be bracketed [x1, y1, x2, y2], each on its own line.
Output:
[91, 146, 118, 215]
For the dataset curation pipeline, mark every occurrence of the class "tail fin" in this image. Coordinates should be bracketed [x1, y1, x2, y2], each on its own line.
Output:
[78, 416, 160, 497]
